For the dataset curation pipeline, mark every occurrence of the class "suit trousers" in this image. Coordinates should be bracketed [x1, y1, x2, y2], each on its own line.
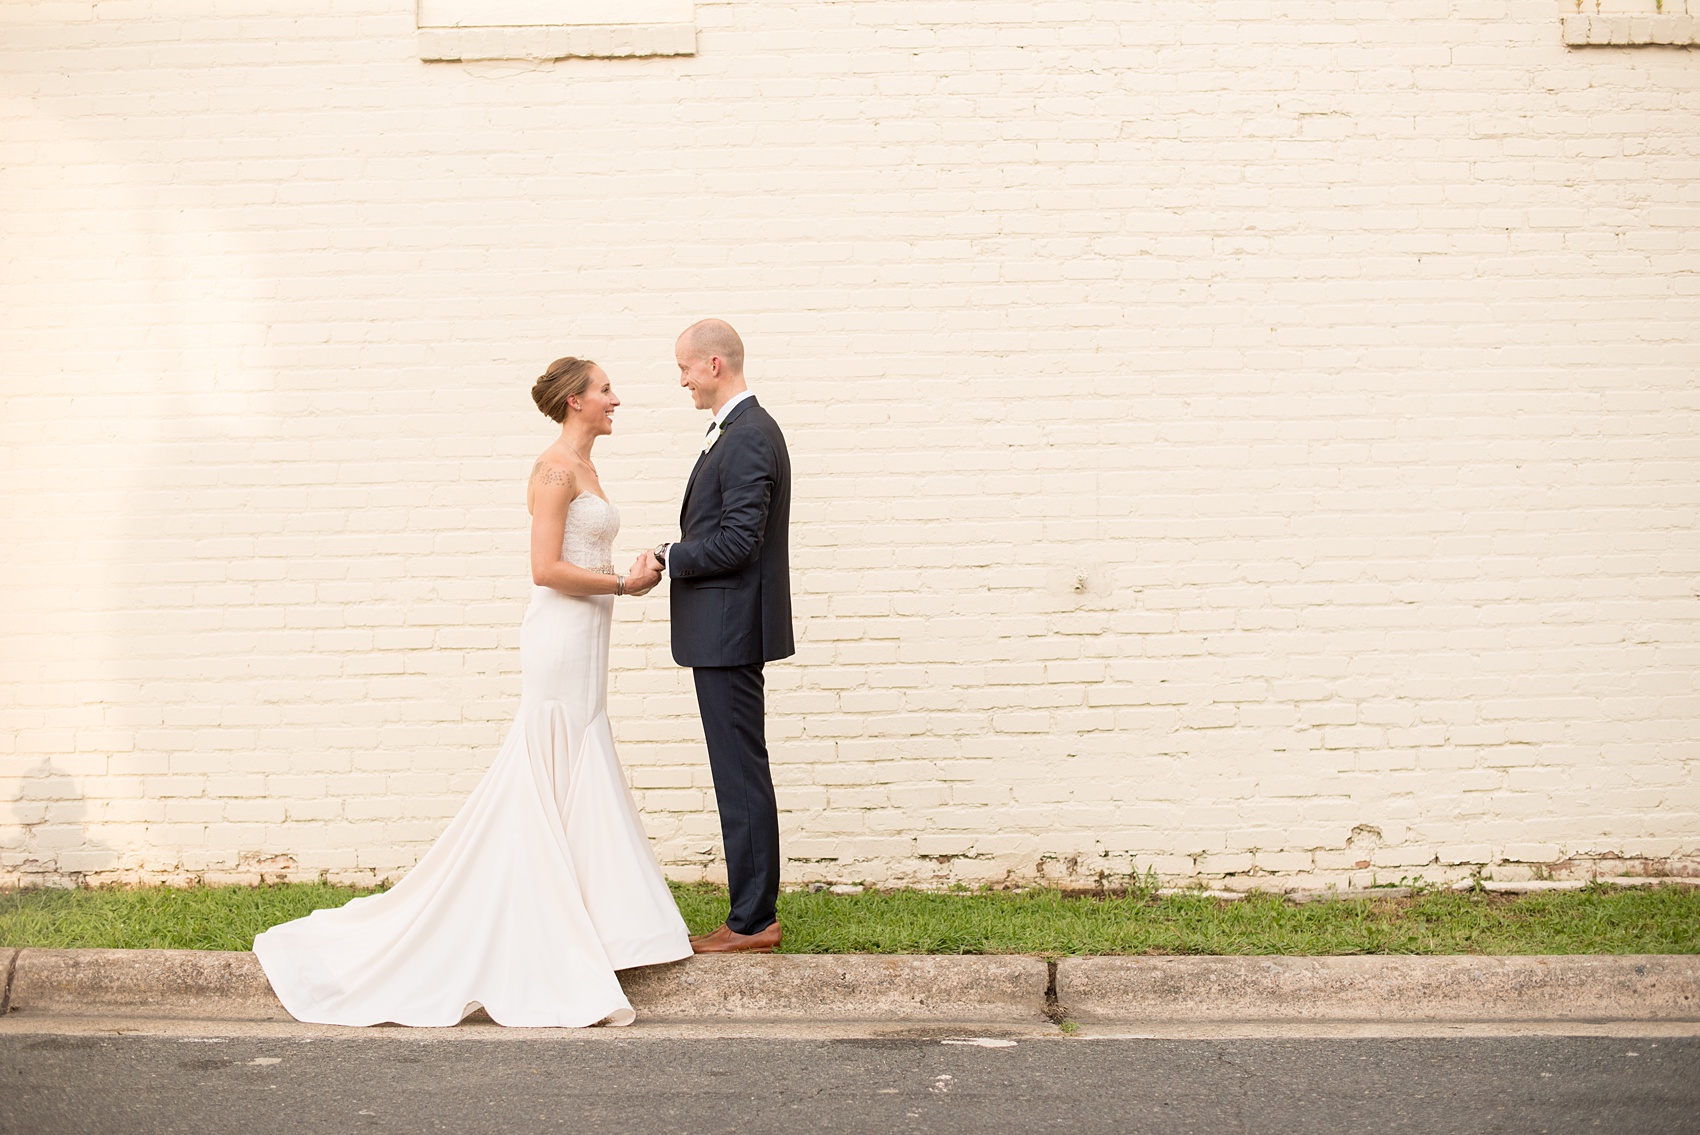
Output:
[692, 663, 780, 935]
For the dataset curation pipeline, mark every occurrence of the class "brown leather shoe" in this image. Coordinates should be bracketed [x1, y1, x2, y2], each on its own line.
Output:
[689, 921, 782, 954]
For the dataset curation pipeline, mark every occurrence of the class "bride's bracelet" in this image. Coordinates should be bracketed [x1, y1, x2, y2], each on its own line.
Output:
[615, 575, 626, 597]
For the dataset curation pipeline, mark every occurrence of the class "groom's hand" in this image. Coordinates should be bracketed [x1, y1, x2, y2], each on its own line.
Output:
[625, 551, 662, 596]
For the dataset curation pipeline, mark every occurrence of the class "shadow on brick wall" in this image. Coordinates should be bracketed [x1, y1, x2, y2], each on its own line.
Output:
[3, 759, 122, 886]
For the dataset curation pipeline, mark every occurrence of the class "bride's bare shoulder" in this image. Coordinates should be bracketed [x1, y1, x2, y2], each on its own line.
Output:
[527, 446, 576, 514]
[530, 455, 574, 489]
[532, 437, 579, 482]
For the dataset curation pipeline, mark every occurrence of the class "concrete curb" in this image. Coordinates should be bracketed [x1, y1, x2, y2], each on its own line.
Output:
[1056, 955, 1700, 1023]
[620, 954, 1049, 1021]
[8, 949, 287, 1022]
[2, 949, 1050, 1024]
[4, 949, 1698, 1025]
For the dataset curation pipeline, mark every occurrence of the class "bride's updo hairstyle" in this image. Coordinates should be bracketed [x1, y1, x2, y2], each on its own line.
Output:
[532, 356, 598, 423]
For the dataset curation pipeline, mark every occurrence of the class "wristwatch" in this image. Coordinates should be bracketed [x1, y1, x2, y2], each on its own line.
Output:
[653, 543, 669, 570]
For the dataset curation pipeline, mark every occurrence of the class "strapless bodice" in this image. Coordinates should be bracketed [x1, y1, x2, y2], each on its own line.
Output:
[562, 492, 620, 575]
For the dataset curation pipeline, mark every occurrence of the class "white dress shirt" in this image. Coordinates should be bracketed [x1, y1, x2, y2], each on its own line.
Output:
[708, 390, 755, 438]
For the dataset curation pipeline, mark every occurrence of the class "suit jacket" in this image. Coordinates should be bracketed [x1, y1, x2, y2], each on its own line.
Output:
[668, 396, 795, 668]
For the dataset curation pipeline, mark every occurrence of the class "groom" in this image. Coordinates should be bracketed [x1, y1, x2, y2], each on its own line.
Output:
[637, 319, 793, 954]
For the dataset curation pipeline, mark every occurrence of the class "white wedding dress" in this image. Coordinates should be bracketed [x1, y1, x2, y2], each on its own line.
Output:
[254, 492, 691, 1027]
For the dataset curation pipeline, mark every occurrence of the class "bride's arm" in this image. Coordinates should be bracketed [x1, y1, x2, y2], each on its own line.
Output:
[529, 463, 626, 596]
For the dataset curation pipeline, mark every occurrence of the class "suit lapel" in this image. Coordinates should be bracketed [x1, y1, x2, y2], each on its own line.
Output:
[681, 397, 760, 525]
[681, 449, 711, 526]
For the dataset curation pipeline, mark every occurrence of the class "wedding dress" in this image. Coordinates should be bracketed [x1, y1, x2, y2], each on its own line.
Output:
[254, 492, 691, 1027]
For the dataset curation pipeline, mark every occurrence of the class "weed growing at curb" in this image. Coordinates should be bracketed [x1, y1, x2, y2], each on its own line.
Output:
[1, 881, 1696, 955]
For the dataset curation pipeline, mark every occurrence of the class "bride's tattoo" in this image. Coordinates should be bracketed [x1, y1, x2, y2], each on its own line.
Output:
[531, 460, 571, 488]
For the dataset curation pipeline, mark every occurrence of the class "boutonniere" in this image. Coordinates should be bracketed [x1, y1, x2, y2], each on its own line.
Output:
[703, 420, 728, 453]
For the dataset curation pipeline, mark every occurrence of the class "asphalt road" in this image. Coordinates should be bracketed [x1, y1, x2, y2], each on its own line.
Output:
[3, 1033, 1697, 1135]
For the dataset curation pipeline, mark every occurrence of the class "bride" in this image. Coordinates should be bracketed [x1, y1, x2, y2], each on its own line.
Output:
[253, 357, 690, 1027]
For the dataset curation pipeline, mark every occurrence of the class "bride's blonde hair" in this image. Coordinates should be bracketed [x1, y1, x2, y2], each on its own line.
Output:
[532, 357, 598, 423]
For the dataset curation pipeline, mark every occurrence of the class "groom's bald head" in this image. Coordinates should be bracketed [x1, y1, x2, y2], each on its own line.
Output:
[676, 318, 750, 413]
[676, 318, 745, 376]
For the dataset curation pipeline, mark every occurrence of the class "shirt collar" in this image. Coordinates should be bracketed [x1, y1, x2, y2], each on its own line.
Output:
[711, 389, 755, 429]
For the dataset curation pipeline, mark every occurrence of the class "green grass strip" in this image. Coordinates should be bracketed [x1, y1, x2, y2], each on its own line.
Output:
[2, 882, 1696, 955]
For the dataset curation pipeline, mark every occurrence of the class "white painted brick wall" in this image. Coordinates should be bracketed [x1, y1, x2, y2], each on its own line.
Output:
[3, 0, 1697, 891]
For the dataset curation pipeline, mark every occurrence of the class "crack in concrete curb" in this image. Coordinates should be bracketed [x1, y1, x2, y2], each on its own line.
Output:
[1042, 958, 1066, 1026]
[1, 948, 19, 1016]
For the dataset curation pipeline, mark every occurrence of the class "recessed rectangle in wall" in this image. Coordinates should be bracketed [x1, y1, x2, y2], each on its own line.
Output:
[418, 0, 693, 28]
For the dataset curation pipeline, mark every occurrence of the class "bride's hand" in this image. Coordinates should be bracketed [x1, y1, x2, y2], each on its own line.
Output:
[625, 551, 661, 596]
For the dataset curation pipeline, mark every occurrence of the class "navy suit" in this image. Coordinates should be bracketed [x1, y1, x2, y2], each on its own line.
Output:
[668, 396, 793, 933]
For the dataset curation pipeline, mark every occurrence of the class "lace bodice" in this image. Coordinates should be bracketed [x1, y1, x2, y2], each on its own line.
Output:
[562, 492, 620, 575]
